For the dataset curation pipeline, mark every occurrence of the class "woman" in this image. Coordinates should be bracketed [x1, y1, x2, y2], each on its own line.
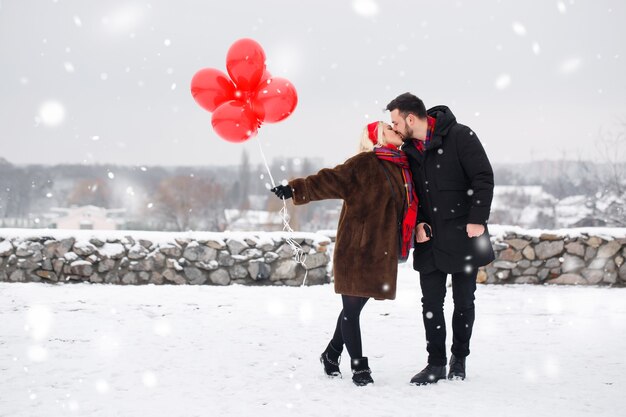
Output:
[270, 121, 418, 386]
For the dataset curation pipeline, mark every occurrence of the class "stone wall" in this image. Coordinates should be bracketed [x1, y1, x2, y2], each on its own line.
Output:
[1, 227, 625, 286]
[0, 230, 332, 286]
[479, 227, 626, 286]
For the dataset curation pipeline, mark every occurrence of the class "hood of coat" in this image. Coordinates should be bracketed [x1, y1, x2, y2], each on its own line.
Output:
[426, 105, 457, 150]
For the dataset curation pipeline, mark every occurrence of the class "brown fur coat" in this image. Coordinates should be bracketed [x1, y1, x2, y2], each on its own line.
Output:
[289, 152, 407, 300]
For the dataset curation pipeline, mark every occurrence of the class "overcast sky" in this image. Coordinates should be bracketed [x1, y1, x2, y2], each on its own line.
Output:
[1, 0, 624, 168]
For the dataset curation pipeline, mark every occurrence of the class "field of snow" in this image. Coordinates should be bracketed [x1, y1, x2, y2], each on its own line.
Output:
[1, 266, 624, 417]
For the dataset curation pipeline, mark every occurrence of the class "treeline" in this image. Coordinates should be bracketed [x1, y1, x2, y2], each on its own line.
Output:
[0, 153, 330, 231]
[1, 154, 624, 231]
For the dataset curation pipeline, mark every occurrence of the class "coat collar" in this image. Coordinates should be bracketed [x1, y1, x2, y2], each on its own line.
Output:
[425, 105, 457, 151]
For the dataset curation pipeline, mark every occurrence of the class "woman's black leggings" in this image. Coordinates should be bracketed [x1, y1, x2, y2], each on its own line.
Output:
[330, 295, 370, 360]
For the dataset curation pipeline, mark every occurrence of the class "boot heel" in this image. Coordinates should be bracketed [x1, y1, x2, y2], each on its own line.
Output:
[320, 342, 342, 378]
[351, 357, 374, 386]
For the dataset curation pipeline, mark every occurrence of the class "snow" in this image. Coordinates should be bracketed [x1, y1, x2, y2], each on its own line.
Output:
[97, 243, 125, 258]
[0, 228, 331, 247]
[494, 185, 555, 200]
[488, 225, 626, 240]
[73, 241, 96, 253]
[352, 0, 379, 18]
[512, 22, 527, 36]
[495, 74, 511, 90]
[1, 270, 624, 417]
[559, 57, 582, 74]
[0, 239, 14, 255]
[555, 195, 593, 226]
[63, 62, 75, 73]
[101, 4, 144, 36]
[63, 252, 78, 262]
[38, 101, 65, 127]
[532, 42, 541, 55]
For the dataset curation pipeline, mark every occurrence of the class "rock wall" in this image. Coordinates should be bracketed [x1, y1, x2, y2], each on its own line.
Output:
[479, 228, 626, 286]
[0, 230, 332, 286]
[1, 227, 625, 286]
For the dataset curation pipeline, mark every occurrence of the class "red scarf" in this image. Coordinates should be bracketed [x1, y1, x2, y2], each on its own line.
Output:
[413, 116, 436, 153]
[374, 146, 419, 259]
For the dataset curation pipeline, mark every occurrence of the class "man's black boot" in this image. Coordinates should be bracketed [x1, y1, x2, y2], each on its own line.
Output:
[351, 357, 374, 386]
[410, 364, 447, 385]
[319, 342, 342, 378]
[448, 354, 466, 380]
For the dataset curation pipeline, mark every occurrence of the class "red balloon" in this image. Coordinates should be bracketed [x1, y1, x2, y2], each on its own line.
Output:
[190, 68, 236, 112]
[226, 38, 266, 91]
[252, 77, 298, 123]
[211, 100, 258, 143]
[259, 70, 272, 85]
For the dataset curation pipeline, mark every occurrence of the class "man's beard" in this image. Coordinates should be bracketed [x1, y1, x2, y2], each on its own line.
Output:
[401, 127, 413, 141]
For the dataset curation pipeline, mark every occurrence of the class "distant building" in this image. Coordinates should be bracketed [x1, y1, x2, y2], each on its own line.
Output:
[554, 195, 593, 227]
[490, 185, 557, 228]
[47, 205, 126, 230]
[556, 192, 625, 228]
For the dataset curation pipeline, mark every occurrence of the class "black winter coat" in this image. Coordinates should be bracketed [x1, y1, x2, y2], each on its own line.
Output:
[402, 105, 495, 274]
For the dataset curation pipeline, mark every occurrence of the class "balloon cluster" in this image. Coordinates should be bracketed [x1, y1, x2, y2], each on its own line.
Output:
[190, 38, 298, 143]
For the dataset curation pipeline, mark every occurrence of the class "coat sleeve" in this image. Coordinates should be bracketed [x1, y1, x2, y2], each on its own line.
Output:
[288, 154, 361, 205]
[417, 207, 430, 225]
[457, 128, 494, 224]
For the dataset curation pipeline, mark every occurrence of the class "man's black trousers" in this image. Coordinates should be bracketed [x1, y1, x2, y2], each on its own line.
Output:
[419, 267, 478, 366]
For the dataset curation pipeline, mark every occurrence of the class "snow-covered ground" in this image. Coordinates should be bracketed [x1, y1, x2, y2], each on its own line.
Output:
[1, 267, 624, 417]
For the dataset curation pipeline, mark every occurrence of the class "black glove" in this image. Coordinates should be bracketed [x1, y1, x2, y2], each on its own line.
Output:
[271, 185, 293, 200]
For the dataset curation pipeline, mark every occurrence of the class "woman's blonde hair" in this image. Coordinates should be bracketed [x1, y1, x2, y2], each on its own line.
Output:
[358, 121, 387, 153]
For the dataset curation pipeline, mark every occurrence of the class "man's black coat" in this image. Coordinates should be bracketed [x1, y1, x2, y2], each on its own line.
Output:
[402, 105, 495, 274]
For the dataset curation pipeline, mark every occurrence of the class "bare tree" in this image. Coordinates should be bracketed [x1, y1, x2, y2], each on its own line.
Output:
[67, 178, 112, 208]
[578, 121, 626, 226]
[238, 149, 251, 210]
[154, 175, 226, 231]
[594, 122, 626, 195]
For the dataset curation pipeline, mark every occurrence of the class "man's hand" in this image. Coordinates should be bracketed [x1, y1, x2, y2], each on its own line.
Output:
[271, 185, 293, 200]
[415, 222, 432, 243]
[467, 223, 485, 238]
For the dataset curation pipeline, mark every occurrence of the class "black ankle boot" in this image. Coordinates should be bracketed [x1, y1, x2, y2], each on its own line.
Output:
[320, 342, 342, 377]
[351, 357, 374, 386]
[448, 354, 466, 380]
[410, 364, 447, 385]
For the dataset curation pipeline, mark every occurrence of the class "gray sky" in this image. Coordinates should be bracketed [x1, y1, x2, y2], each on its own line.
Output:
[1, 0, 625, 168]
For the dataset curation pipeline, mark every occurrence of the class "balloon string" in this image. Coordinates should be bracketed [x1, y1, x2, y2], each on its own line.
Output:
[255, 134, 277, 189]
[255, 135, 308, 286]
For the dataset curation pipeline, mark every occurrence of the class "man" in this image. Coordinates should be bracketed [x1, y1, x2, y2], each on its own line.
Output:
[386, 92, 495, 385]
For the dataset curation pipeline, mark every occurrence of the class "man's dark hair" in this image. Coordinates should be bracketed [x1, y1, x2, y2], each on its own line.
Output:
[386, 92, 427, 119]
